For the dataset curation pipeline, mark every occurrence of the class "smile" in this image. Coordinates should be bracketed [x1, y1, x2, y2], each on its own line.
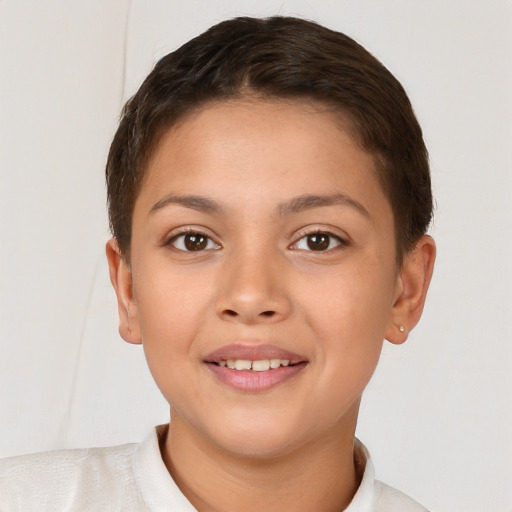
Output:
[204, 344, 308, 392]
[217, 359, 292, 371]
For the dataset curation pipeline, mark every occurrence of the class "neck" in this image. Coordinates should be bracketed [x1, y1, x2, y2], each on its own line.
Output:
[160, 407, 360, 512]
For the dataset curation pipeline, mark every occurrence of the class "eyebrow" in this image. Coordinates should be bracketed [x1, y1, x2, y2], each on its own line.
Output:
[150, 194, 222, 214]
[278, 193, 371, 218]
[149, 192, 370, 219]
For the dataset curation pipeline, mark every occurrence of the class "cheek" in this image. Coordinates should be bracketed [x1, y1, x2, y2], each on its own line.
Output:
[299, 261, 395, 338]
[132, 264, 211, 386]
[297, 261, 395, 387]
[135, 259, 209, 333]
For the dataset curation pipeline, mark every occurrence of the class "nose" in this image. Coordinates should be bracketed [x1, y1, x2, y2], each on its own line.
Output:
[215, 249, 292, 324]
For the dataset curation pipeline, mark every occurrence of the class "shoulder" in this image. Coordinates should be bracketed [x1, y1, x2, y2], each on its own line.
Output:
[349, 439, 429, 512]
[374, 480, 429, 512]
[0, 442, 148, 511]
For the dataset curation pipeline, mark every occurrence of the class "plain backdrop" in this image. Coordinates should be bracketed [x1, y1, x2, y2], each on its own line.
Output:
[1, 1, 511, 511]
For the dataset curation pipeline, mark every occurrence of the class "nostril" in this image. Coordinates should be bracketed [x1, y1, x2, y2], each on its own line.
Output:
[219, 308, 279, 321]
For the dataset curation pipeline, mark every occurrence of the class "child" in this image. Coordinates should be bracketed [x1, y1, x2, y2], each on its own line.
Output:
[0, 16, 435, 511]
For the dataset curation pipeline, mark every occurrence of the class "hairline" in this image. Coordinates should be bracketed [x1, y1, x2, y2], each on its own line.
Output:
[122, 92, 405, 267]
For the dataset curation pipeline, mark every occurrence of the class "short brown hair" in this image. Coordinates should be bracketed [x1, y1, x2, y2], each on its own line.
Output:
[106, 16, 432, 263]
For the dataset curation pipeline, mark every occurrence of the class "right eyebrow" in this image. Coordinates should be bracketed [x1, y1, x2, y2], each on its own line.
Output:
[149, 194, 222, 215]
[277, 193, 371, 219]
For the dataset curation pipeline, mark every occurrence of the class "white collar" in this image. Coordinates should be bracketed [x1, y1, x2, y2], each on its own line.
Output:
[132, 426, 378, 512]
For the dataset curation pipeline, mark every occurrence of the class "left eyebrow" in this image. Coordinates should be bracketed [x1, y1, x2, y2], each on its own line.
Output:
[150, 194, 222, 215]
[277, 193, 371, 219]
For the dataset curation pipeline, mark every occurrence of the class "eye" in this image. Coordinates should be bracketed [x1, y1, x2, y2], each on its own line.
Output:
[169, 232, 220, 252]
[293, 232, 345, 252]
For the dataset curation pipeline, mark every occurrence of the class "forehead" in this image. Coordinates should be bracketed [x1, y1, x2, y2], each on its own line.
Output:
[135, 98, 390, 222]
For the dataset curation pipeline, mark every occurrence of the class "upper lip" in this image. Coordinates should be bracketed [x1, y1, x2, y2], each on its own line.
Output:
[204, 343, 306, 364]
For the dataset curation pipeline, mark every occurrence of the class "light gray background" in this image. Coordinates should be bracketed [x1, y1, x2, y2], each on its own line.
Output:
[1, 1, 511, 511]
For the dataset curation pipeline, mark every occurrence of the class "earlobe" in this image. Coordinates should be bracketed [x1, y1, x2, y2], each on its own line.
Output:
[105, 239, 142, 345]
[386, 235, 436, 345]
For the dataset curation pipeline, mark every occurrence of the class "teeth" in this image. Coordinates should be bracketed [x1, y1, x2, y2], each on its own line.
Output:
[220, 359, 294, 371]
[252, 360, 270, 372]
[235, 359, 252, 371]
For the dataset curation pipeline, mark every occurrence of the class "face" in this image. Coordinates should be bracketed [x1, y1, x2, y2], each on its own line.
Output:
[111, 99, 408, 458]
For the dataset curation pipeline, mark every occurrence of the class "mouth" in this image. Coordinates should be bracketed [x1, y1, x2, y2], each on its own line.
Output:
[204, 344, 308, 392]
[212, 358, 298, 371]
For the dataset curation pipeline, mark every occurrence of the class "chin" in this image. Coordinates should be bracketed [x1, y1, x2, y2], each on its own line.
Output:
[218, 433, 299, 460]
[205, 415, 309, 460]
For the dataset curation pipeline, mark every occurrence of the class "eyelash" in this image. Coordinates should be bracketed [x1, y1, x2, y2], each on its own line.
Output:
[165, 229, 220, 252]
[291, 230, 348, 252]
[164, 228, 349, 253]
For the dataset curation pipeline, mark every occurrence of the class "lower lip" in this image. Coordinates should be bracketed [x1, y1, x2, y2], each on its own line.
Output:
[206, 362, 307, 392]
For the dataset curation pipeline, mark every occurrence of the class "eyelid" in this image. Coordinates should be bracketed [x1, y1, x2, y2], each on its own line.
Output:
[290, 227, 350, 251]
[163, 226, 221, 250]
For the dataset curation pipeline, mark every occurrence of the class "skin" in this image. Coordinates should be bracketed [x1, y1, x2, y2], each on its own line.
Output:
[107, 98, 435, 512]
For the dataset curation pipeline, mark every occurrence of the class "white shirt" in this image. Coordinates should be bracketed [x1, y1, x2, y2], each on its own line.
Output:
[0, 426, 428, 511]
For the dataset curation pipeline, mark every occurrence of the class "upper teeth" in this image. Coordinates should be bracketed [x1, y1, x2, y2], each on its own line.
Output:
[219, 359, 291, 371]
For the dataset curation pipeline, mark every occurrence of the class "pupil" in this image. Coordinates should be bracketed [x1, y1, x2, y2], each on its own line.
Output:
[307, 234, 329, 251]
[184, 234, 207, 251]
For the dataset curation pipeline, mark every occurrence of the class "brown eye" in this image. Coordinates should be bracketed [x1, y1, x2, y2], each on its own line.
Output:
[293, 232, 344, 252]
[169, 232, 219, 252]
[184, 234, 208, 251]
[307, 233, 330, 251]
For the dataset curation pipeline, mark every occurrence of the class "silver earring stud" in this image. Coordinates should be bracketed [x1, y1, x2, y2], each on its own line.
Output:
[399, 325, 405, 332]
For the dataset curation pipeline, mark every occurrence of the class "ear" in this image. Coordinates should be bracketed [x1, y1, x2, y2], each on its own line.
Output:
[106, 238, 142, 344]
[386, 235, 436, 344]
